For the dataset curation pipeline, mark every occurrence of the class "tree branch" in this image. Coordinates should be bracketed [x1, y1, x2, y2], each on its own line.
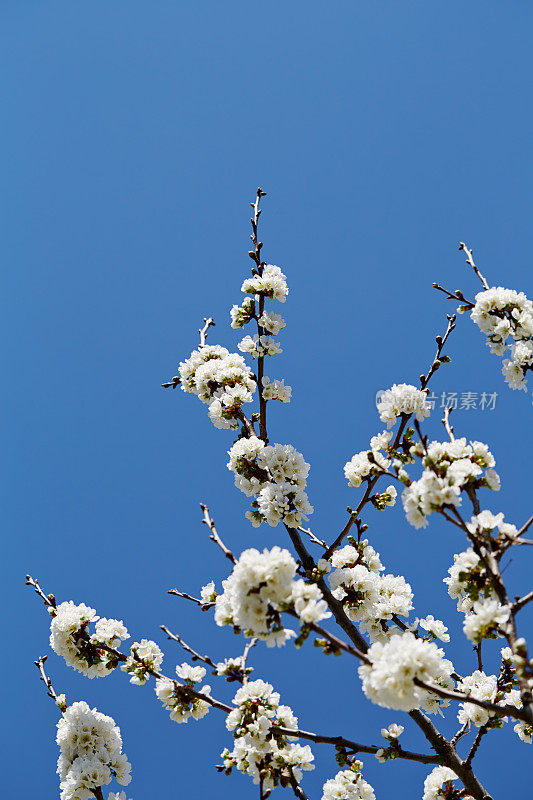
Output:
[200, 503, 236, 565]
[458, 242, 490, 291]
[160, 625, 217, 669]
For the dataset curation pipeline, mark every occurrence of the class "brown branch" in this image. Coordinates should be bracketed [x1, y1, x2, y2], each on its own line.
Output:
[458, 243, 490, 291]
[297, 526, 327, 549]
[288, 772, 311, 800]
[248, 188, 268, 444]
[274, 726, 441, 766]
[167, 588, 215, 609]
[34, 655, 60, 704]
[450, 722, 469, 747]
[160, 625, 217, 669]
[464, 725, 489, 768]
[25, 575, 56, 609]
[200, 503, 236, 565]
[412, 678, 529, 723]
[513, 590, 533, 615]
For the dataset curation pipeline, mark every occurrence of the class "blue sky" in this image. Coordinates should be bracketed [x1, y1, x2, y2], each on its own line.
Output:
[3, 2, 533, 798]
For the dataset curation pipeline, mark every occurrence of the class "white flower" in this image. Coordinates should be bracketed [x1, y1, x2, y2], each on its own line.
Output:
[258, 310, 286, 335]
[241, 265, 289, 303]
[155, 677, 211, 724]
[423, 766, 458, 800]
[514, 721, 533, 743]
[176, 663, 207, 683]
[322, 764, 375, 800]
[469, 286, 533, 397]
[358, 631, 454, 713]
[56, 701, 131, 800]
[178, 345, 256, 428]
[419, 615, 450, 642]
[121, 640, 163, 685]
[377, 383, 430, 428]
[50, 602, 117, 679]
[200, 581, 217, 603]
[262, 376, 292, 402]
[463, 599, 510, 643]
[214, 547, 328, 644]
[381, 723, 404, 740]
[223, 679, 312, 790]
[457, 671, 498, 727]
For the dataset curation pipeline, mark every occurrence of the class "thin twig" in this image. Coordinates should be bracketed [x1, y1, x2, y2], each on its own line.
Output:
[200, 503, 236, 565]
[167, 588, 215, 609]
[198, 317, 215, 346]
[413, 678, 529, 723]
[458, 243, 490, 291]
[442, 406, 455, 441]
[450, 722, 469, 747]
[34, 655, 60, 704]
[464, 725, 489, 768]
[274, 726, 441, 766]
[160, 625, 217, 668]
[297, 526, 327, 549]
[288, 772, 311, 799]
[512, 590, 533, 615]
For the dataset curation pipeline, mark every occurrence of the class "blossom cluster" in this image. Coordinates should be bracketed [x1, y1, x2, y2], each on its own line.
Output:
[322, 762, 375, 800]
[377, 383, 431, 429]
[227, 436, 313, 528]
[50, 602, 129, 679]
[121, 639, 163, 685]
[241, 264, 289, 303]
[221, 679, 314, 791]
[214, 546, 330, 646]
[422, 766, 465, 800]
[358, 631, 455, 714]
[344, 431, 393, 488]
[328, 540, 414, 640]
[467, 287, 533, 398]
[178, 344, 256, 429]
[155, 663, 212, 723]
[56, 701, 131, 800]
[401, 438, 500, 529]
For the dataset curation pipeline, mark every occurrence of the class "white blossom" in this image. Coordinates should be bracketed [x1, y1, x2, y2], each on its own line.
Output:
[322, 764, 375, 800]
[241, 265, 289, 303]
[222, 679, 313, 790]
[463, 599, 510, 643]
[358, 631, 454, 713]
[258, 310, 286, 335]
[457, 671, 498, 727]
[422, 766, 460, 800]
[377, 383, 430, 428]
[262, 376, 292, 402]
[469, 286, 533, 399]
[50, 602, 125, 679]
[214, 547, 329, 646]
[56, 701, 131, 800]
[178, 345, 256, 429]
[419, 615, 450, 642]
[121, 640, 163, 685]
[155, 677, 211, 724]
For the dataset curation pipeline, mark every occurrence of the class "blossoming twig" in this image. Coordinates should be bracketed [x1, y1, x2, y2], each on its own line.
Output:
[167, 588, 215, 609]
[274, 726, 441, 766]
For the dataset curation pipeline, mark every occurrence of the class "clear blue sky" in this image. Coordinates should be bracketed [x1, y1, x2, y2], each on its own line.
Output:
[3, 2, 532, 798]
